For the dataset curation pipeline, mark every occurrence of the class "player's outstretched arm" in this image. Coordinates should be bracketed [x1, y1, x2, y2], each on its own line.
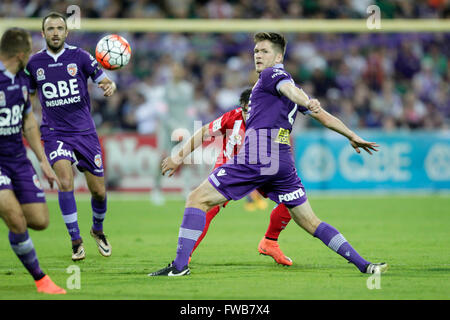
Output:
[98, 77, 117, 97]
[22, 112, 61, 189]
[161, 123, 212, 177]
[309, 108, 379, 155]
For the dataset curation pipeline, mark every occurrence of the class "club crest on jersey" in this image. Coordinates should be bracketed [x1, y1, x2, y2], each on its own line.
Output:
[22, 86, 28, 102]
[36, 68, 45, 81]
[0, 91, 5, 106]
[67, 63, 78, 77]
[94, 154, 102, 168]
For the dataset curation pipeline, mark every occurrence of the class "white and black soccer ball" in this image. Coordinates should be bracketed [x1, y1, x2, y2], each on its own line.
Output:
[95, 34, 131, 70]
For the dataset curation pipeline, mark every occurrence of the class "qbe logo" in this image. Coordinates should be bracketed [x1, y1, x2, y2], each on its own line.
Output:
[42, 79, 79, 99]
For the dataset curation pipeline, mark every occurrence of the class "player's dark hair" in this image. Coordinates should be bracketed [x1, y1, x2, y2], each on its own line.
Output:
[253, 32, 287, 55]
[0, 28, 31, 58]
[42, 12, 67, 31]
[239, 88, 252, 110]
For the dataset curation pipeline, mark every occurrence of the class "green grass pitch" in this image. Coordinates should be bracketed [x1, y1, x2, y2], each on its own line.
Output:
[0, 194, 449, 300]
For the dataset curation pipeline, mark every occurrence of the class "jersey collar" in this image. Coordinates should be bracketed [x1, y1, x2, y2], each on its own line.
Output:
[45, 43, 70, 62]
[0, 60, 16, 83]
[273, 63, 284, 69]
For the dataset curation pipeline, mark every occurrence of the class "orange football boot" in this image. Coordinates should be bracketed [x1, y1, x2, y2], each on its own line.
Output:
[35, 275, 66, 294]
[258, 237, 293, 266]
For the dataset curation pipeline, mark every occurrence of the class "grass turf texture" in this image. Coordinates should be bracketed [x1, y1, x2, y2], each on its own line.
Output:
[0, 194, 449, 300]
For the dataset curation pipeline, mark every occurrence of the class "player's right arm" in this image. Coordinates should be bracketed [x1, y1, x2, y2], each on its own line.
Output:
[161, 123, 212, 177]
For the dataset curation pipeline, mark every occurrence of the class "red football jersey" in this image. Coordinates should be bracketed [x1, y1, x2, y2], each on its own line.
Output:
[208, 107, 246, 169]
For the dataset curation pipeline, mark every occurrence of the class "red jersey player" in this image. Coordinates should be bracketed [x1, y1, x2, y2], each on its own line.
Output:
[161, 88, 293, 266]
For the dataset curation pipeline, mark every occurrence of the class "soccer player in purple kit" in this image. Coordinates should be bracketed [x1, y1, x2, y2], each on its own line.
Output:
[149, 32, 388, 276]
[0, 27, 65, 294]
[26, 12, 116, 261]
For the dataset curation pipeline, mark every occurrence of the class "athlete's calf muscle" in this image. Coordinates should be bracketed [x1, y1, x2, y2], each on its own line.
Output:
[288, 200, 322, 235]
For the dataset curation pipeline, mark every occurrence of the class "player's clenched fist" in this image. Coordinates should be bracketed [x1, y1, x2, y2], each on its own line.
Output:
[306, 99, 321, 113]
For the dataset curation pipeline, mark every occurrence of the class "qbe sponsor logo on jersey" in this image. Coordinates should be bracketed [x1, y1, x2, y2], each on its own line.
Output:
[42, 79, 79, 99]
[42, 79, 81, 107]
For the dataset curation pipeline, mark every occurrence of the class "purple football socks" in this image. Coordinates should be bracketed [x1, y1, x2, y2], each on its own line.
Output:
[91, 196, 107, 232]
[58, 191, 81, 241]
[314, 222, 370, 272]
[173, 207, 206, 271]
[9, 231, 45, 280]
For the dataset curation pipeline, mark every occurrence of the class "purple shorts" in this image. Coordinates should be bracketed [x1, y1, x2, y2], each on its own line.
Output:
[208, 153, 307, 208]
[43, 133, 104, 177]
[0, 155, 46, 204]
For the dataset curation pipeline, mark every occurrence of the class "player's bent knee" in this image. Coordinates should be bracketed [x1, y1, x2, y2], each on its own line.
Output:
[7, 214, 28, 234]
[91, 189, 106, 201]
[29, 214, 49, 230]
[185, 188, 213, 212]
[21, 203, 50, 230]
[185, 189, 203, 209]
[59, 177, 74, 191]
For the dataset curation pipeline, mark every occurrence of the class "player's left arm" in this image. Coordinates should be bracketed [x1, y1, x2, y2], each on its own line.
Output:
[309, 108, 379, 155]
[98, 77, 116, 97]
[22, 112, 61, 189]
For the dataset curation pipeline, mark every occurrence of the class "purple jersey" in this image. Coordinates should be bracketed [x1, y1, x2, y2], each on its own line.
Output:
[26, 43, 106, 137]
[0, 61, 32, 157]
[208, 64, 311, 207]
[242, 63, 309, 163]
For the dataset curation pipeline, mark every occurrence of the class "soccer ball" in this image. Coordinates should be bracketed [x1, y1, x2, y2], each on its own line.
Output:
[95, 34, 131, 70]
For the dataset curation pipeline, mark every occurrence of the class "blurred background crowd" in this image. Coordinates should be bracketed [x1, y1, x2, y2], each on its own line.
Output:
[2, 0, 449, 19]
[2, 0, 449, 134]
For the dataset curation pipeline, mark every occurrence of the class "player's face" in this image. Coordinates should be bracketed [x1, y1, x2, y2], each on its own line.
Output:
[42, 18, 68, 53]
[254, 40, 283, 73]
